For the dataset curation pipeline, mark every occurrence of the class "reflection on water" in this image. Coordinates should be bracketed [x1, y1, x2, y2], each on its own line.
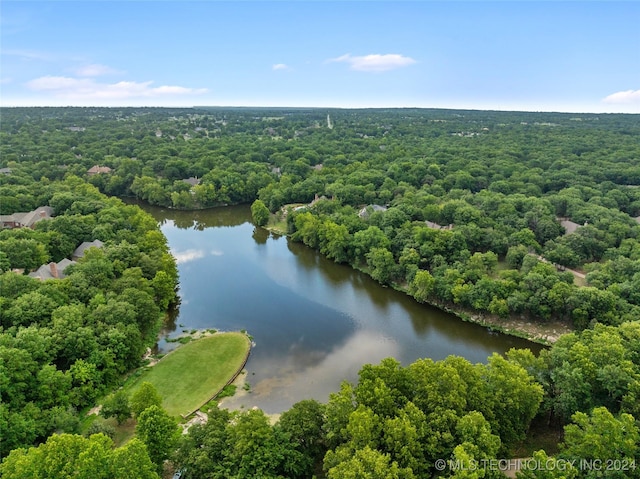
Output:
[140, 203, 252, 229]
[252, 226, 270, 245]
[221, 329, 399, 412]
[133, 201, 542, 413]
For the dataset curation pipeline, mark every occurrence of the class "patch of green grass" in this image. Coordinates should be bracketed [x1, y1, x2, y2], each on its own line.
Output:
[111, 418, 137, 447]
[496, 260, 512, 271]
[512, 418, 563, 457]
[81, 414, 136, 447]
[216, 384, 237, 399]
[573, 275, 587, 287]
[124, 332, 250, 417]
[78, 410, 100, 435]
[267, 213, 288, 235]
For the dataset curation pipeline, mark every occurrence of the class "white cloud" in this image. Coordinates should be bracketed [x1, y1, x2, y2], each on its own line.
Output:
[1, 49, 53, 61]
[26, 75, 208, 100]
[27, 76, 90, 90]
[172, 249, 205, 264]
[272, 63, 289, 71]
[602, 89, 640, 105]
[75, 63, 121, 77]
[327, 53, 416, 72]
[152, 85, 203, 95]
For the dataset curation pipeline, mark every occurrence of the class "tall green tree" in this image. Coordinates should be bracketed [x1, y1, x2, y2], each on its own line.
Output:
[226, 408, 306, 479]
[130, 382, 162, 417]
[478, 354, 544, 450]
[251, 199, 270, 226]
[278, 399, 327, 464]
[367, 247, 396, 285]
[410, 270, 435, 303]
[136, 405, 180, 472]
[0, 433, 159, 479]
[560, 407, 639, 478]
[0, 238, 48, 271]
[101, 390, 131, 425]
[325, 446, 411, 479]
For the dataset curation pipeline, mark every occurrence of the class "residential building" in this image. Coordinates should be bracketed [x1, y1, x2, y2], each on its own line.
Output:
[0, 206, 54, 229]
[87, 165, 112, 175]
[29, 258, 76, 280]
[72, 239, 105, 260]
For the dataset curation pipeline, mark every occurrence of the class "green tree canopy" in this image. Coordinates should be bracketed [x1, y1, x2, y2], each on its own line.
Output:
[130, 382, 163, 418]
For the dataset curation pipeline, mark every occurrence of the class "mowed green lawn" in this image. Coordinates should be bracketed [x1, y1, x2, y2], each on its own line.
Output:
[127, 332, 250, 417]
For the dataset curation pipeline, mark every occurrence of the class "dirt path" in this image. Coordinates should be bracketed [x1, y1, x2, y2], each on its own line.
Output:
[87, 404, 102, 416]
[534, 254, 585, 280]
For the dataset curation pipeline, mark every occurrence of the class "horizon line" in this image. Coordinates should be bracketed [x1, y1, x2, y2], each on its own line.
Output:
[0, 104, 638, 115]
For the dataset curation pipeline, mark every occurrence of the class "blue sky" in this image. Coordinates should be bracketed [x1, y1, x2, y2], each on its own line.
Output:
[1, 1, 638, 112]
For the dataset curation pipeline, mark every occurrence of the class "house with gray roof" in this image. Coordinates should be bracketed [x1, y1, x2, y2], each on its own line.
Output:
[87, 165, 112, 175]
[72, 239, 104, 260]
[29, 258, 76, 280]
[0, 206, 54, 229]
[425, 221, 453, 230]
[558, 218, 584, 235]
[29, 238, 103, 280]
[181, 177, 201, 187]
[358, 204, 387, 219]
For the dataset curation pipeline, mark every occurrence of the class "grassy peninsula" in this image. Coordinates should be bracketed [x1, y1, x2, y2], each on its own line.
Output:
[126, 332, 251, 417]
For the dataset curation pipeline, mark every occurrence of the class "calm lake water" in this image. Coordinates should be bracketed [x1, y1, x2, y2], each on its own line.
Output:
[139, 203, 542, 414]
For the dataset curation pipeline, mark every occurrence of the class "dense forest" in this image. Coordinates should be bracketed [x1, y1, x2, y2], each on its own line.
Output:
[1, 107, 639, 477]
[0, 176, 179, 467]
[2, 107, 640, 331]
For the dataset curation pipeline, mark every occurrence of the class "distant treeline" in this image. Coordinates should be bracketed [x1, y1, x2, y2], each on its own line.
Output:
[3, 107, 640, 330]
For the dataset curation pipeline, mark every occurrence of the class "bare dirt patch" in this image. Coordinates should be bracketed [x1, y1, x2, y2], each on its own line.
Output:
[87, 404, 102, 416]
[487, 316, 572, 344]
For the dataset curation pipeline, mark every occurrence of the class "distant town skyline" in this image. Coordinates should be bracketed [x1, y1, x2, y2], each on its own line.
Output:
[1, 1, 638, 113]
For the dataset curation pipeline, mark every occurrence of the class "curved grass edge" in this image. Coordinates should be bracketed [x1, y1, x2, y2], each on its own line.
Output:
[125, 331, 251, 418]
[181, 334, 252, 418]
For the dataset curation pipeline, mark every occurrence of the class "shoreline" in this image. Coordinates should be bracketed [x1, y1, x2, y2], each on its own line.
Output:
[263, 223, 572, 346]
[388, 282, 572, 345]
[427, 301, 571, 345]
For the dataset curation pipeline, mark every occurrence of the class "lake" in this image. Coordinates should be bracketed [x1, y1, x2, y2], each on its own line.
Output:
[140, 203, 542, 414]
